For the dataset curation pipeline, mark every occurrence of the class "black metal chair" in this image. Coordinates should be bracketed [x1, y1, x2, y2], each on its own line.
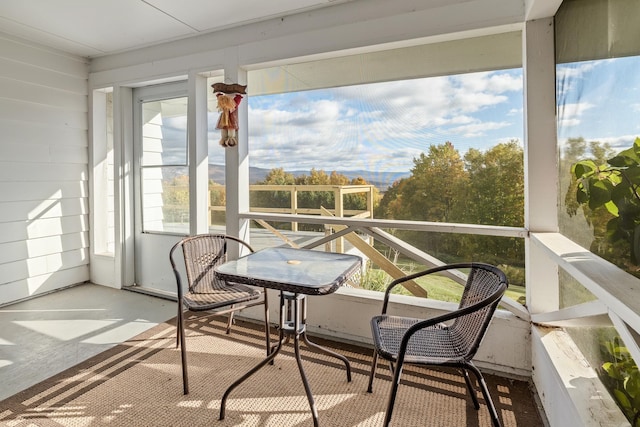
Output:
[169, 234, 271, 394]
[367, 263, 508, 427]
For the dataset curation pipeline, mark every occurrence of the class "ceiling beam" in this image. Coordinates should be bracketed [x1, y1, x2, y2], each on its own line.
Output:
[525, 0, 564, 21]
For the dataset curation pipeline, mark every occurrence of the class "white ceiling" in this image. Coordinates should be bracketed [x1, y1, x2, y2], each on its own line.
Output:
[0, 0, 351, 58]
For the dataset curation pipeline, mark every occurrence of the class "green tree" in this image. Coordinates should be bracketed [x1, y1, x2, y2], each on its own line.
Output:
[378, 142, 467, 261]
[461, 141, 524, 227]
[294, 168, 333, 209]
[209, 180, 226, 225]
[346, 175, 377, 211]
[209, 180, 226, 205]
[292, 168, 373, 210]
[377, 140, 526, 267]
[457, 141, 525, 265]
[563, 137, 614, 221]
[560, 137, 616, 252]
[570, 137, 640, 270]
[562, 137, 589, 221]
[252, 167, 295, 209]
[329, 170, 349, 185]
[163, 175, 189, 222]
[253, 167, 374, 231]
[400, 142, 467, 221]
[296, 168, 331, 185]
[376, 178, 408, 219]
[262, 167, 295, 185]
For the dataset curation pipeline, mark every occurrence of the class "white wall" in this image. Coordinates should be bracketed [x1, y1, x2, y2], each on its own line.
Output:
[0, 33, 89, 305]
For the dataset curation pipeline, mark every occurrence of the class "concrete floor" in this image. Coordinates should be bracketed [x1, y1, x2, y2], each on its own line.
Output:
[0, 283, 176, 401]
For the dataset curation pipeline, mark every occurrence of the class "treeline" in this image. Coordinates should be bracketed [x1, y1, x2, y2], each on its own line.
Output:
[249, 141, 526, 276]
[376, 140, 524, 270]
[252, 168, 373, 211]
[162, 135, 640, 285]
[166, 140, 526, 279]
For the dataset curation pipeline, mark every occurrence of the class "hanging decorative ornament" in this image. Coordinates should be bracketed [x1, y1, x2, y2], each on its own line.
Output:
[212, 83, 247, 147]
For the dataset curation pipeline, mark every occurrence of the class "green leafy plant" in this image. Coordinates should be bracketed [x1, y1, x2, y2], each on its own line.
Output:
[572, 137, 640, 264]
[600, 336, 640, 425]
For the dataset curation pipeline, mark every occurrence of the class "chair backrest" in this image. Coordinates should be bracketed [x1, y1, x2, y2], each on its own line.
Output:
[170, 234, 254, 294]
[449, 263, 508, 359]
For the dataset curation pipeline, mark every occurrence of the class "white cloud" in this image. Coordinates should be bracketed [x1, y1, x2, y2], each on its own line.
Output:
[557, 102, 595, 127]
[247, 69, 523, 170]
[450, 120, 511, 138]
[557, 62, 599, 80]
[556, 61, 603, 99]
[585, 134, 638, 151]
[455, 72, 521, 94]
[558, 118, 581, 128]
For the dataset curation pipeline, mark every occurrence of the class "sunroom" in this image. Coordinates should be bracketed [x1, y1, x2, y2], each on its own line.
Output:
[1, 0, 640, 426]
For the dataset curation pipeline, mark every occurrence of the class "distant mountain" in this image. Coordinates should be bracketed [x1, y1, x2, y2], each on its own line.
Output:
[208, 164, 409, 190]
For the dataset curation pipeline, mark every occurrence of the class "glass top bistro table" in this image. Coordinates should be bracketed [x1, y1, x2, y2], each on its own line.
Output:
[216, 246, 362, 427]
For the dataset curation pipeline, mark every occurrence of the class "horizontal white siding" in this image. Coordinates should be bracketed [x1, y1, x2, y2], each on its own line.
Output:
[0, 34, 89, 305]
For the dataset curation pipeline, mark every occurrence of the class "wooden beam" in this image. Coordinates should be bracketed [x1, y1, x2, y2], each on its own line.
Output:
[320, 207, 427, 298]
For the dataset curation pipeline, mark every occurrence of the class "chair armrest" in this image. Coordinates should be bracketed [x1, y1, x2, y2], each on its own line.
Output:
[169, 240, 185, 300]
[381, 264, 457, 313]
[381, 270, 432, 313]
[223, 235, 255, 255]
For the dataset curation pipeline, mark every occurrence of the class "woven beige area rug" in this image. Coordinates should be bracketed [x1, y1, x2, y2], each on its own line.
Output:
[0, 317, 543, 427]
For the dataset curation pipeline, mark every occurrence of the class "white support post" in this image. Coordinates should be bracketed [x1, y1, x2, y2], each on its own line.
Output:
[188, 72, 209, 235]
[113, 86, 135, 288]
[523, 17, 559, 315]
[223, 47, 251, 254]
[90, 89, 107, 255]
[523, 17, 565, 425]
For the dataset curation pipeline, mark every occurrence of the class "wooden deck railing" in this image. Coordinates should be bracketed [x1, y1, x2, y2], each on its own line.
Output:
[209, 184, 376, 231]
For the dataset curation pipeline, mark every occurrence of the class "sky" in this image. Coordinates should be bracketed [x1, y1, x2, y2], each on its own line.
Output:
[238, 55, 640, 173]
[557, 55, 640, 152]
[171, 55, 640, 176]
[245, 69, 524, 172]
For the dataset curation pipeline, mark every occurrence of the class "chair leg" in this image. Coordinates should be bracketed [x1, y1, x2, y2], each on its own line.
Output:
[467, 363, 501, 427]
[226, 310, 234, 334]
[383, 358, 404, 427]
[462, 368, 480, 409]
[178, 306, 189, 395]
[367, 350, 379, 393]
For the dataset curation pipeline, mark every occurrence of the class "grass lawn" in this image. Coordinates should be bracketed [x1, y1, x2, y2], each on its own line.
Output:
[363, 268, 526, 306]
[419, 275, 526, 305]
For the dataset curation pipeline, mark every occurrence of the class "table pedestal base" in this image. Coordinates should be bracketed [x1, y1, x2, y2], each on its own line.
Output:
[219, 291, 352, 427]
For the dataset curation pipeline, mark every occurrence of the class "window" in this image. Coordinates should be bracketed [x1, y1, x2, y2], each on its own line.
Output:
[557, 0, 640, 278]
[139, 96, 189, 233]
[556, 1, 640, 422]
[246, 33, 526, 300]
